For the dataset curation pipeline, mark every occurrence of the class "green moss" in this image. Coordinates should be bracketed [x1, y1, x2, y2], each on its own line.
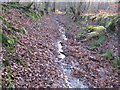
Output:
[0, 16, 19, 32]
[0, 31, 15, 49]
[6, 68, 15, 88]
[15, 57, 29, 67]
[3, 59, 10, 67]
[19, 27, 27, 34]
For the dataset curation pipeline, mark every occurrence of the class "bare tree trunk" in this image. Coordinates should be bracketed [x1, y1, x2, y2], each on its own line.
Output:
[44, 2, 49, 14]
[26, 2, 33, 9]
[52, 2, 55, 12]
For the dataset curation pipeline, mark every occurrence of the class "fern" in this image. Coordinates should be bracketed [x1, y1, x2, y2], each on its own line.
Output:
[100, 51, 113, 59]
[114, 57, 120, 66]
[9, 83, 15, 88]
[0, 31, 15, 49]
[88, 26, 106, 31]
[90, 35, 105, 46]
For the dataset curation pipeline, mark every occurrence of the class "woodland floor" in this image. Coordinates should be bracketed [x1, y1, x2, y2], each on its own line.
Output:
[0, 8, 119, 88]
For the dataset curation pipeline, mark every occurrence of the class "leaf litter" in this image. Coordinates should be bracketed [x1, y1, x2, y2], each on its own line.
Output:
[0, 8, 119, 88]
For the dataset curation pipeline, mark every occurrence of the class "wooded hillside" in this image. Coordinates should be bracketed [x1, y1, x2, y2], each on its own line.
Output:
[0, 1, 119, 88]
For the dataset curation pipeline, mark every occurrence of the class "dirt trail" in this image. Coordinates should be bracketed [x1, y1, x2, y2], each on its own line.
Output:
[55, 16, 88, 88]
[1, 10, 119, 88]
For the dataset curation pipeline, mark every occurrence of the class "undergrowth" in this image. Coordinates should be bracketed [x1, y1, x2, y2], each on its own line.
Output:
[67, 13, 120, 72]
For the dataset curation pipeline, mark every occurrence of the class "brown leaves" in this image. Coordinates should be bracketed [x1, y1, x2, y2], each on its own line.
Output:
[59, 15, 119, 88]
[1, 8, 119, 88]
[2, 12, 67, 88]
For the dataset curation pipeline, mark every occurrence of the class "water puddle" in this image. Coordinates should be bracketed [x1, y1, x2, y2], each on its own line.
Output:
[55, 18, 88, 88]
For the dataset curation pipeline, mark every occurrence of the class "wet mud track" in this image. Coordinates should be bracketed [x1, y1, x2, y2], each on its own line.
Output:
[55, 17, 88, 88]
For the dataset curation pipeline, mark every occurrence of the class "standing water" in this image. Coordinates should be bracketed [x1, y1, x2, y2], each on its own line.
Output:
[55, 18, 88, 88]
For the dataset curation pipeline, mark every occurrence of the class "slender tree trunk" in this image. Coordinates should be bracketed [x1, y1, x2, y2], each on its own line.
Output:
[53, 2, 55, 12]
[26, 2, 33, 9]
[44, 2, 49, 14]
